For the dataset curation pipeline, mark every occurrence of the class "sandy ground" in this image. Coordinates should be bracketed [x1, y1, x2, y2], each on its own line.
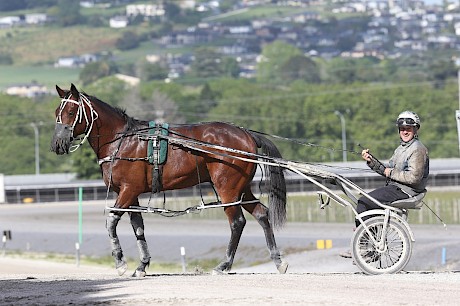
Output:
[1, 254, 460, 305]
[1, 202, 460, 304]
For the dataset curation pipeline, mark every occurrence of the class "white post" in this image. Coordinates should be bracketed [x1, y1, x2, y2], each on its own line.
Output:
[180, 246, 186, 273]
[2, 234, 6, 256]
[75, 242, 80, 267]
[334, 111, 347, 162]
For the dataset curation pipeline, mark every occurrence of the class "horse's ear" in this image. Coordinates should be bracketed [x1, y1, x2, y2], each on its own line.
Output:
[56, 85, 67, 98]
[70, 83, 80, 98]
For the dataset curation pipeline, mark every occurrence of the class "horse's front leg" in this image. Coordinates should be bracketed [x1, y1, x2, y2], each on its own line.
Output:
[129, 211, 151, 277]
[106, 212, 128, 276]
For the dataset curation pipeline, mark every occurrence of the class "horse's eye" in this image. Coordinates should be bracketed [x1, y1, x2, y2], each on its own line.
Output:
[69, 111, 75, 116]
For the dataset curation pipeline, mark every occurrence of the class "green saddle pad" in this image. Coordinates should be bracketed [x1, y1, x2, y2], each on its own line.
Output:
[148, 121, 169, 165]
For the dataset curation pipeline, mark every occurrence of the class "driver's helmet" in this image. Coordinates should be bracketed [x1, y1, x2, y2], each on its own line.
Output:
[396, 111, 420, 129]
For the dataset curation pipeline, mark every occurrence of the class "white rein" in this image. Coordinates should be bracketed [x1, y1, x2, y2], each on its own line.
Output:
[56, 93, 99, 152]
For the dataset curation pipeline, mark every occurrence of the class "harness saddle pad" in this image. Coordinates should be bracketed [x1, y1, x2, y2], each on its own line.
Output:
[148, 121, 169, 165]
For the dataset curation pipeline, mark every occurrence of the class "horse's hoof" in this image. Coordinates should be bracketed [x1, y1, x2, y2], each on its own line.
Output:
[132, 270, 146, 277]
[277, 261, 289, 274]
[117, 262, 128, 276]
[211, 269, 227, 275]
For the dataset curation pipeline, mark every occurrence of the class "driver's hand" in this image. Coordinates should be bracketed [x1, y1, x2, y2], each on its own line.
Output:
[361, 149, 371, 162]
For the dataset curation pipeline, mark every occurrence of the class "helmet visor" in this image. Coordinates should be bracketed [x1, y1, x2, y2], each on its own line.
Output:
[397, 118, 417, 126]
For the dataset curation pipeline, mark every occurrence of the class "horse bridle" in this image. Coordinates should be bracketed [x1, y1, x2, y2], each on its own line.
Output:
[56, 93, 99, 152]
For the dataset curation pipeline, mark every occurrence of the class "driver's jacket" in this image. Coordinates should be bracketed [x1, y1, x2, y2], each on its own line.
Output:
[367, 138, 429, 196]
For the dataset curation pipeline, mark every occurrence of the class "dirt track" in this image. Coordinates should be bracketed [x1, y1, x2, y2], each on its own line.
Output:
[1, 256, 460, 305]
[1, 202, 460, 304]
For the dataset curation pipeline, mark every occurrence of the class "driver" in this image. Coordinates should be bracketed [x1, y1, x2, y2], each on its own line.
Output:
[340, 110, 429, 258]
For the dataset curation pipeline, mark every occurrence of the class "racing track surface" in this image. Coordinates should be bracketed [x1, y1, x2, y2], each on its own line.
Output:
[1, 201, 460, 305]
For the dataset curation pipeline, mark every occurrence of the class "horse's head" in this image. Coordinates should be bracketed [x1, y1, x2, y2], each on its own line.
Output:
[51, 84, 98, 154]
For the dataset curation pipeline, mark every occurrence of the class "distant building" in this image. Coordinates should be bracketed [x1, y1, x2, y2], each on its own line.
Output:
[180, 0, 196, 10]
[54, 56, 84, 68]
[6, 83, 48, 98]
[54, 53, 101, 68]
[110, 16, 128, 28]
[114, 74, 140, 86]
[126, 4, 165, 17]
[0, 16, 21, 28]
[25, 14, 47, 24]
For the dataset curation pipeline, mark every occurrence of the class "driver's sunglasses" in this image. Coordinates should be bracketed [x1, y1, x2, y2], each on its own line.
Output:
[397, 118, 416, 126]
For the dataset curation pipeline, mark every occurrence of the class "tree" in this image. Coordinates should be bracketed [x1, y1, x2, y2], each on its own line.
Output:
[120, 85, 185, 123]
[71, 145, 101, 179]
[116, 31, 140, 51]
[256, 41, 303, 84]
[79, 61, 119, 85]
[0, 53, 13, 65]
[85, 77, 129, 107]
[149, 89, 185, 123]
[279, 55, 321, 84]
[427, 59, 457, 82]
[189, 47, 224, 79]
[0, 0, 26, 11]
[140, 62, 168, 82]
[222, 57, 240, 78]
[55, 0, 84, 27]
[164, 2, 181, 22]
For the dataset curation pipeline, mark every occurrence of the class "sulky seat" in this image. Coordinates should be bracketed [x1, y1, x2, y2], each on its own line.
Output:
[388, 190, 427, 209]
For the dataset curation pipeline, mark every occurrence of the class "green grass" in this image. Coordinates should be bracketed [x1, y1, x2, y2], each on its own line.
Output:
[206, 6, 301, 22]
[4, 250, 213, 274]
[0, 65, 81, 90]
[143, 190, 460, 225]
[0, 26, 126, 65]
[284, 190, 460, 225]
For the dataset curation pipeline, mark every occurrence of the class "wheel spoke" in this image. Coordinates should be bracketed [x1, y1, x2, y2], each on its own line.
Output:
[352, 217, 412, 274]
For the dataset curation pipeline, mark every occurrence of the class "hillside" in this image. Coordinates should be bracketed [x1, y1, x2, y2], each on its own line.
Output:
[0, 27, 122, 65]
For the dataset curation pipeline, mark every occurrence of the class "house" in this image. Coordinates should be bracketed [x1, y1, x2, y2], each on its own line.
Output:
[54, 56, 84, 68]
[291, 12, 320, 23]
[227, 25, 253, 34]
[25, 14, 47, 24]
[5, 83, 48, 98]
[110, 16, 128, 28]
[80, 53, 98, 63]
[54, 53, 100, 68]
[114, 74, 140, 86]
[160, 29, 213, 46]
[0, 16, 21, 28]
[126, 4, 165, 17]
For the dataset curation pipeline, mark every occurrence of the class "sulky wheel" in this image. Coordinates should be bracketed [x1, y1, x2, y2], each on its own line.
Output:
[351, 216, 412, 275]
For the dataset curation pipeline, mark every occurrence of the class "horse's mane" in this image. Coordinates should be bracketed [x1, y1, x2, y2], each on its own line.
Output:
[86, 94, 147, 131]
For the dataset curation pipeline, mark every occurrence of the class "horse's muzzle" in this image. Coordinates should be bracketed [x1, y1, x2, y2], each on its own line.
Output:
[50, 123, 74, 155]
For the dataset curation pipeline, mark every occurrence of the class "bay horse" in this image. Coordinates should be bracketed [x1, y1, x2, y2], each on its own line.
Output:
[51, 84, 288, 277]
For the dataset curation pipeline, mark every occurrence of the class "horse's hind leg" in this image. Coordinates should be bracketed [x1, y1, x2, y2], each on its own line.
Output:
[129, 211, 151, 277]
[213, 205, 246, 275]
[106, 212, 128, 276]
[242, 191, 288, 274]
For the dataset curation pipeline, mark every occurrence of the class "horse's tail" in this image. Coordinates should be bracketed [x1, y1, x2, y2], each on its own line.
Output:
[248, 131, 287, 229]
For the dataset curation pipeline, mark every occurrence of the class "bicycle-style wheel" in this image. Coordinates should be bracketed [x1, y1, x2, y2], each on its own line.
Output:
[351, 216, 412, 275]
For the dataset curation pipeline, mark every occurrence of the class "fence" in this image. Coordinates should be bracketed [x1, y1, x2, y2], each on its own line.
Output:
[4, 169, 459, 204]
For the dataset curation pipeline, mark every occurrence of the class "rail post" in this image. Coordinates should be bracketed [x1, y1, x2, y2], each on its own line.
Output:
[180, 246, 186, 273]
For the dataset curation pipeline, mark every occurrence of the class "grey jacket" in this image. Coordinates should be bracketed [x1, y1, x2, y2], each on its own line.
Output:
[367, 138, 429, 196]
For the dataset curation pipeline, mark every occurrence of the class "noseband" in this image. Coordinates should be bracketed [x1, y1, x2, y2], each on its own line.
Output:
[56, 93, 99, 152]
